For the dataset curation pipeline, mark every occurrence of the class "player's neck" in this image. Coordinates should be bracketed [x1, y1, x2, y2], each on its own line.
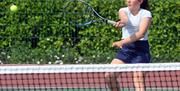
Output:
[130, 7, 140, 16]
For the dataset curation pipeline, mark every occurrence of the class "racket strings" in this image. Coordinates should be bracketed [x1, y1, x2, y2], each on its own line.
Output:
[64, 1, 101, 26]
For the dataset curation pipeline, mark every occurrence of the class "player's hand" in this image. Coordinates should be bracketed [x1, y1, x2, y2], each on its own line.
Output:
[112, 40, 124, 48]
[114, 20, 125, 28]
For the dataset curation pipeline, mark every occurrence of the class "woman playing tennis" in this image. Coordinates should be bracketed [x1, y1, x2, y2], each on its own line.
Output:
[105, 0, 152, 91]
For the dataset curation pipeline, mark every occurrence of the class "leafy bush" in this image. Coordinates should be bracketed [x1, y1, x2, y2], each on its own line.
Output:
[149, 0, 180, 62]
[0, 0, 179, 64]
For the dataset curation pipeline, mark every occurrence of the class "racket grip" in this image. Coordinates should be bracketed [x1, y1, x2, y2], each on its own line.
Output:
[107, 20, 116, 25]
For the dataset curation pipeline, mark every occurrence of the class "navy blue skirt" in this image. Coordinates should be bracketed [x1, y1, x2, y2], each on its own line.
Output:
[115, 40, 151, 63]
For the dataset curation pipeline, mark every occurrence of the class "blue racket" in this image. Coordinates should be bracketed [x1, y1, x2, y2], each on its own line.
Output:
[64, 0, 116, 27]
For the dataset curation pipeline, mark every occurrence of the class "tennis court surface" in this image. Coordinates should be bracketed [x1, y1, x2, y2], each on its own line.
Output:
[0, 63, 179, 91]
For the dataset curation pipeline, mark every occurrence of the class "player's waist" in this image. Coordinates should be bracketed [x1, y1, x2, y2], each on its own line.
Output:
[122, 36, 148, 41]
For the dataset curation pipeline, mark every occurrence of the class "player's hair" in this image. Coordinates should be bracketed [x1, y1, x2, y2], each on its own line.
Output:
[140, 0, 149, 10]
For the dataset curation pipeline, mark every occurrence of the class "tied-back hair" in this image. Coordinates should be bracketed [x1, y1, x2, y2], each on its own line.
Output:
[141, 0, 149, 10]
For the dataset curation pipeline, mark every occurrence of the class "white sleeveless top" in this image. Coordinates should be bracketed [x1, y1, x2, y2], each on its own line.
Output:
[120, 7, 152, 40]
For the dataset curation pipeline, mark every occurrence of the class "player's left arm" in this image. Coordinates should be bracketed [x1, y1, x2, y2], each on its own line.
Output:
[122, 17, 152, 44]
[112, 17, 152, 48]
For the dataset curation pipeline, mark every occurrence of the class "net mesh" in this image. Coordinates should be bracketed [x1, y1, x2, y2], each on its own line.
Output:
[0, 63, 180, 91]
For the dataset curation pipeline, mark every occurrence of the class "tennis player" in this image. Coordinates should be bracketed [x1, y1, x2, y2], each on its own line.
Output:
[105, 0, 152, 91]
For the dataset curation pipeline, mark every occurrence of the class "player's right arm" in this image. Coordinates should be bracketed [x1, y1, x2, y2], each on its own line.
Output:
[114, 8, 128, 28]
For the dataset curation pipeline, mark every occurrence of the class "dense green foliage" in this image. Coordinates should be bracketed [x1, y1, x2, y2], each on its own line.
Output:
[0, 0, 179, 64]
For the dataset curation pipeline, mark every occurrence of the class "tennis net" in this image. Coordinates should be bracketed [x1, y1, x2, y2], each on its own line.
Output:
[0, 63, 180, 91]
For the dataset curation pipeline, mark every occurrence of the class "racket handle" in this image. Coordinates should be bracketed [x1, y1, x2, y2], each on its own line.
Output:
[107, 20, 116, 25]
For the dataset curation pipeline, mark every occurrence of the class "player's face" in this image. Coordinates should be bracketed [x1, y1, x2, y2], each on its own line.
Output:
[126, 0, 142, 10]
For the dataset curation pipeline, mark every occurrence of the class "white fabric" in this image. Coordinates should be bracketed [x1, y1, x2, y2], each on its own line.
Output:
[120, 7, 152, 40]
[0, 63, 180, 74]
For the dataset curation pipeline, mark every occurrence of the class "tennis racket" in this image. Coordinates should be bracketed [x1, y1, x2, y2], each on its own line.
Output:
[63, 0, 116, 27]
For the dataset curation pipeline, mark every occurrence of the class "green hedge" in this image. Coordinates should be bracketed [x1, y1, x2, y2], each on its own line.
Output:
[0, 0, 179, 64]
